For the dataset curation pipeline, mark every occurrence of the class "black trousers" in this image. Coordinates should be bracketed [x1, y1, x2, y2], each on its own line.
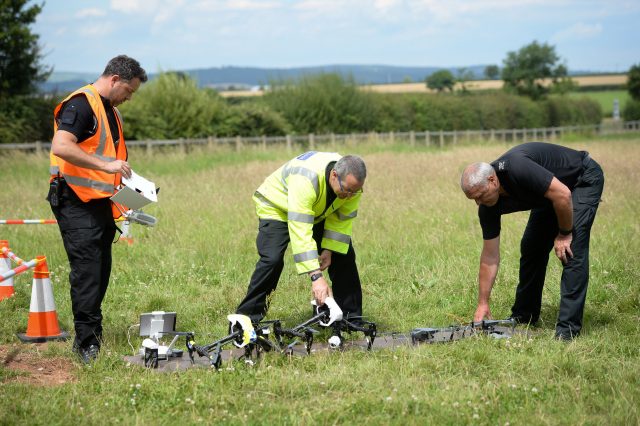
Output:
[511, 158, 604, 337]
[49, 181, 116, 349]
[236, 219, 363, 323]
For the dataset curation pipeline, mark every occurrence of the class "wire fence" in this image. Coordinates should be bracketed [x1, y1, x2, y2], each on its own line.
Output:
[2, 120, 639, 154]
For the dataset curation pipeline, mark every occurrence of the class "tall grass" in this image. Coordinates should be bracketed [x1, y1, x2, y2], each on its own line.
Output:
[0, 139, 638, 425]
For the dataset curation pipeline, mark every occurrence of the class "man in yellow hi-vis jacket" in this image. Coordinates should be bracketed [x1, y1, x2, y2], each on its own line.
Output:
[236, 151, 366, 322]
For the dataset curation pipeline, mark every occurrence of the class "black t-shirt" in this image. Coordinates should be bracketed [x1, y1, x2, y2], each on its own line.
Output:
[56, 91, 120, 147]
[478, 142, 588, 239]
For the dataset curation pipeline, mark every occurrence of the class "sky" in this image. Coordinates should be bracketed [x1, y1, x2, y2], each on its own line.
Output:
[32, 0, 640, 75]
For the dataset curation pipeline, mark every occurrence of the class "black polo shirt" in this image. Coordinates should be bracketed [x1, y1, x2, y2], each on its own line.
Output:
[478, 142, 587, 239]
[56, 90, 120, 147]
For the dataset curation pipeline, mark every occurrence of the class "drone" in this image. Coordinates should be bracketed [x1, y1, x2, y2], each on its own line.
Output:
[271, 298, 377, 354]
[184, 298, 378, 369]
[410, 318, 517, 344]
[186, 314, 258, 369]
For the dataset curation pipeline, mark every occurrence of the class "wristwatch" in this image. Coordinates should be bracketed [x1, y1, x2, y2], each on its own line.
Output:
[558, 227, 573, 236]
[310, 272, 323, 282]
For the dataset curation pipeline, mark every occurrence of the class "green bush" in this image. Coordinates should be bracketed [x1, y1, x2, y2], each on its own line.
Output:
[622, 99, 640, 121]
[368, 92, 552, 132]
[119, 72, 226, 140]
[264, 74, 379, 134]
[545, 96, 602, 126]
[214, 102, 291, 137]
[0, 95, 57, 143]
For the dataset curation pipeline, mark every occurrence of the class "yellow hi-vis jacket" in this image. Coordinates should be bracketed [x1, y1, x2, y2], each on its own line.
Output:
[49, 84, 127, 219]
[253, 151, 361, 274]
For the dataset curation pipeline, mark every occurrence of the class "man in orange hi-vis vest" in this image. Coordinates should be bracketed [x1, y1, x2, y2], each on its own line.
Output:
[48, 55, 147, 363]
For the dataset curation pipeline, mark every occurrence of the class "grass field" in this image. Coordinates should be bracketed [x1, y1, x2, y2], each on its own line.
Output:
[0, 137, 639, 425]
[221, 74, 628, 97]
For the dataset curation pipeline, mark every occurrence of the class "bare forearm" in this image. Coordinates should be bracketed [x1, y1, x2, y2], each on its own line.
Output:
[52, 131, 130, 177]
[478, 261, 499, 304]
[52, 132, 108, 171]
[552, 197, 573, 232]
[545, 177, 573, 232]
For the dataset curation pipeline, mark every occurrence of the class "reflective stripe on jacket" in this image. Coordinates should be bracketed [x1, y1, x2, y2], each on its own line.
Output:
[253, 151, 361, 274]
[49, 85, 127, 218]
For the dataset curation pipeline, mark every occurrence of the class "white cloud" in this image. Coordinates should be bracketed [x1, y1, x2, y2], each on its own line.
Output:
[110, 0, 149, 14]
[552, 22, 603, 41]
[293, 0, 343, 14]
[374, 0, 402, 13]
[225, 0, 282, 10]
[110, 0, 186, 15]
[76, 8, 107, 18]
[78, 22, 116, 37]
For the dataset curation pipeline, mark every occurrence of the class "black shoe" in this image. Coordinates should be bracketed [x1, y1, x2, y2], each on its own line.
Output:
[76, 345, 100, 364]
[555, 331, 577, 342]
[508, 315, 537, 325]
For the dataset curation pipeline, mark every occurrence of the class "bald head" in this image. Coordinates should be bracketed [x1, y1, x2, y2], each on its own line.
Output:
[460, 162, 495, 194]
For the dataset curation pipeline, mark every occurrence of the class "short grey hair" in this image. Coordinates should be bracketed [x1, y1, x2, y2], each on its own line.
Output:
[102, 55, 148, 82]
[460, 162, 495, 193]
[334, 155, 367, 182]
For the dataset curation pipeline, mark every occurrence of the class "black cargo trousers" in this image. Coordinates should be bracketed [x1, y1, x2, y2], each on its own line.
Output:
[49, 179, 117, 350]
[511, 156, 605, 338]
[236, 219, 362, 323]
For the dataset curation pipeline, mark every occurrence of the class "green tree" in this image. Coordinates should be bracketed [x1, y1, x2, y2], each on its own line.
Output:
[501, 41, 569, 100]
[627, 63, 640, 101]
[456, 67, 475, 93]
[264, 73, 378, 134]
[484, 65, 500, 80]
[118, 72, 226, 140]
[425, 70, 455, 92]
[0, 0, 51, 97]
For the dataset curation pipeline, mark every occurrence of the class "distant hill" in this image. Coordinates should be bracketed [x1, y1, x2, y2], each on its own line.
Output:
[38, 64, 610, 94]
[38, 65, 484, 93]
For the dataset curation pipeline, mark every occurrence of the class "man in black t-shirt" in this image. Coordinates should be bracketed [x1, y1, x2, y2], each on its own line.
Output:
[460, 142, 604, 340]
[49, 55, 147, 363]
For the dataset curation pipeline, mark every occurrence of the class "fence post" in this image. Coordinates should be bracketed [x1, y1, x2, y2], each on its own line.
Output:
[425, 131, 430, 147]
[146, 140, 153, 155]
[453, 130, 458, 146]
[309, 133, 315, 150]
[286, 134, 292, 153]
[439, 130, 444, 148]
[389, 131, 395, 145]
[490, 129, 495, 142]
[235, 136, 243, 152]
[262, 135, 267, 151]
[35, 141, 42, 155]
[178, 138, 185, 154]
[533, 128, 537, 140]
[409, 131, 415, 147]
[330, 133, 336, 149]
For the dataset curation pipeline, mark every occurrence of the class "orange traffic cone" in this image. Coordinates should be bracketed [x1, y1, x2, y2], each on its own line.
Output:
[17, 256, 69, 342]
[0, 240, 15, 301]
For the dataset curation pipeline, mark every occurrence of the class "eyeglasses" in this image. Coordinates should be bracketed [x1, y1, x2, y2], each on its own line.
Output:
[337, 174, 363, 197]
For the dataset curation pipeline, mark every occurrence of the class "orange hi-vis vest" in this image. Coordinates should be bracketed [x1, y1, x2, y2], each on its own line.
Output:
[49, 84, 127, 219]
